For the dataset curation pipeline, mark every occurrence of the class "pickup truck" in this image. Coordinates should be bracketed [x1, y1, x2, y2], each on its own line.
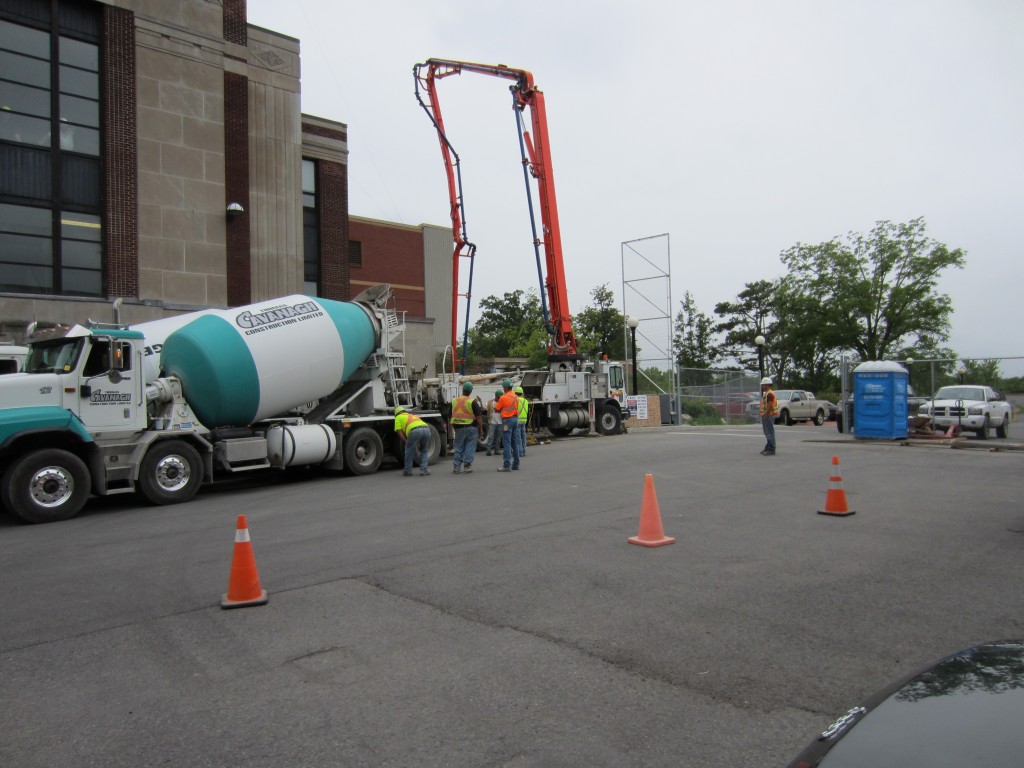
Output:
[0, 342, 28, 374]
[747, 390, 831, 426]
[916, 385, 1012, 439]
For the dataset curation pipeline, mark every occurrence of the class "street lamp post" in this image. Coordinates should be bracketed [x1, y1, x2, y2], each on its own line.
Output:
[754, 334, 765, 381]
[626, 316, 639, 395]
[959, 365, 967, 384]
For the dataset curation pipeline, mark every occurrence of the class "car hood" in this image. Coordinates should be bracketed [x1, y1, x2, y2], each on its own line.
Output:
[789, 641, 1024, 767]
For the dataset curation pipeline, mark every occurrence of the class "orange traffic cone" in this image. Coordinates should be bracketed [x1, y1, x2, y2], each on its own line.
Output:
[818, 455, 855, 517]
[629, 474, 676, 547]
[221, 515, 269, 608]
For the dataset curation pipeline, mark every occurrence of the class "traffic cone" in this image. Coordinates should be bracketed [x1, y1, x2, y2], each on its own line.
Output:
[221, 515, 269, 608]
[818, 455, 855, 517]
[629, 474, 676, 547]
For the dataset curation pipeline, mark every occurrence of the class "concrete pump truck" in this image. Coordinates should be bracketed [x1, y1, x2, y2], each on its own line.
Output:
[414, 59, 629, 437]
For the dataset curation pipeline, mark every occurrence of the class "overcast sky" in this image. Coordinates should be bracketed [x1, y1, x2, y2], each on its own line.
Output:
[249, 0, 1022, 364]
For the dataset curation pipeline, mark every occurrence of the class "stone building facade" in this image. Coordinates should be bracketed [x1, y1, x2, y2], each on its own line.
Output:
[0, 0, 447, 373]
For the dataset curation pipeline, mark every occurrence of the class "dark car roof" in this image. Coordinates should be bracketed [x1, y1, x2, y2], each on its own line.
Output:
[788, 641, 1024, 767]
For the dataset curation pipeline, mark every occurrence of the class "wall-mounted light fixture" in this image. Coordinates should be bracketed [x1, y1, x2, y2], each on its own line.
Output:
[226, 202, 245, 218]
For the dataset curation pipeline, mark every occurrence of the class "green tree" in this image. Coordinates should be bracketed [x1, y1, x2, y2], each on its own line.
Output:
[713, 280, 788, 379]
[469, 289, 547, 367]
[780, 218, 965, 362]
[573, 284, 627, 361]
[673, 291, 720, 384]
[959, 358, 1003, 388]
[638, 366, 674, 394]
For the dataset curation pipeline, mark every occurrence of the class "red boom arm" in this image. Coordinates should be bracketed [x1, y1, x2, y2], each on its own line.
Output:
[414, 59, 578, 360]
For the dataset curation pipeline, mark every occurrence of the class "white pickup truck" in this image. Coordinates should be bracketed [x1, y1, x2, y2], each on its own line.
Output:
[0, 343, 28, 374]
[747, 389, 831, 426]
[917, 385, 1012, 439]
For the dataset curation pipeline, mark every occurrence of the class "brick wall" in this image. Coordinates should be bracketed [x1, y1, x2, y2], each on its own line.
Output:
[103, 5, 138, 298]
[224, 71, 250, 306]
[318, 160, 348, 301]
[223, 0, 247, 46]
[348, 218, 426, 317]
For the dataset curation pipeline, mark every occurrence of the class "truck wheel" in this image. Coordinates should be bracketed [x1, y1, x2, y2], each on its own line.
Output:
[813, 409, 825, 426]
[2, 449, 91, 524]
[996, 415, 1009, 439]
[835, 412, 844, 433]
[343, 427, 383, 476]
[139, 440, 201, 505]
[426, 423, 443, 464]
[597, 405, 622, 435]
[976, 415, 990, 440]
[778, 409, 792, 426]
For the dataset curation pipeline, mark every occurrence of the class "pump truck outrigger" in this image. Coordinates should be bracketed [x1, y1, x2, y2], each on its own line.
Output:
[0, 285, 446, 524]
[414, 58, 629, 438]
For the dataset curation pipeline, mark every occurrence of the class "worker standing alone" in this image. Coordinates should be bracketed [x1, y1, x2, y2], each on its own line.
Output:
[514, 385, 529, 458]
[759, 377, 778, 456]
[495, 379, 520, 472]
[451, 381, 484, 473]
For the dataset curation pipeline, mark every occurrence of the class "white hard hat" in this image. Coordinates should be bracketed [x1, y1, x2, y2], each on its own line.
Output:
[760, 377, 773, 385]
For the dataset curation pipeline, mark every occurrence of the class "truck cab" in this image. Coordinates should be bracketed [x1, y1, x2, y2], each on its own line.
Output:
[15, 325, 148, 434]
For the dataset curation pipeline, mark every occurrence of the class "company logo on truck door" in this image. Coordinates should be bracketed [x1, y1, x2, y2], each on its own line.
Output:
[236, 301, 324, 336]
[90, 389, 132, 404]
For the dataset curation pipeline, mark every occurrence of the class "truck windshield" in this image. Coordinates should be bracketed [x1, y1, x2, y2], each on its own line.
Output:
[25, 339, 83, 374]
[933, 386, 985, 401]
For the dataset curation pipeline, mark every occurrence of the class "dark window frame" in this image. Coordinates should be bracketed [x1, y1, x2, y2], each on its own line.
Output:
[0, 0, 101, 297]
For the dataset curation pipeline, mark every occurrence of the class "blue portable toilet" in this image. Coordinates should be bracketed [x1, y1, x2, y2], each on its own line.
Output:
[853, 361, 908, 439]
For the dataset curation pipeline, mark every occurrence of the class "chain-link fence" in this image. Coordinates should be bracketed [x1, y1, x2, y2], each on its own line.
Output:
[676, 357, 1024, 426]
[677, 367, 762, 422]
[839, 356, 1024, 398]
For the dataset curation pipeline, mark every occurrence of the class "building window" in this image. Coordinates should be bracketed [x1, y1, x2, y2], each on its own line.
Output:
[0, 0, 101, 296]
[301, 158, 319, 296]
[349, 240, 362, 267]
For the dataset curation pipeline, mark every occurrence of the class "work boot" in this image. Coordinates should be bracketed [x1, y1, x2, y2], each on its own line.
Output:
[402, 470, 414, 477]
[497, 467, 510, 472]
[452, 466, 462, 474]
[420, 469, 431, 476]
[463, 464, 473, 473]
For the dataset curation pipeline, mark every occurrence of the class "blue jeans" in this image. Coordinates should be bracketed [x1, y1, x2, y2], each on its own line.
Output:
[761, 416, 776, 453]
[501, 416, 520, 469]
[486, 422, 501, 452]
[404, 427, 431, 471]
[515, 422, 527, 457]
[453, 425, 478, 468]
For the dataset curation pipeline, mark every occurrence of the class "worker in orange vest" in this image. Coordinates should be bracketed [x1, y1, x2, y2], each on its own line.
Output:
[451, 381, 484, 474]
[494, 379, 520, 472]
[394, 406, 431, 476]
[759, 377, 778, 456]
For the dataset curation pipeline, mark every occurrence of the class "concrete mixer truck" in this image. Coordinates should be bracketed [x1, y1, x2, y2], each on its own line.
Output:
[0, 285, 445, 524]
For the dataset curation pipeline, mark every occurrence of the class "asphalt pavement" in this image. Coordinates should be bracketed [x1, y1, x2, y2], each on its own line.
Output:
[2, 423, 1022, 767]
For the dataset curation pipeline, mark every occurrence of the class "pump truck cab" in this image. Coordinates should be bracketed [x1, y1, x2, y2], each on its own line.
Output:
[0, 284, 445, 524]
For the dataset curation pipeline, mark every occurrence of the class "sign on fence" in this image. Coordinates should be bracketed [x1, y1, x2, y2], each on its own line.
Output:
[626, 395, 649, 421]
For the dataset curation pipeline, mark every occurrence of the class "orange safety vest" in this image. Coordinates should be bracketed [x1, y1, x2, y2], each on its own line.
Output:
[395, 411, 427, 436]
[760, 390, 778, 418]
[451, 395, 475, 425]
[497, 390, 519, 419]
